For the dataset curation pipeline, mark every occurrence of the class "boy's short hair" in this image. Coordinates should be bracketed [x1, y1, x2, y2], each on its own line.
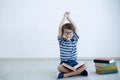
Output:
[62, 23, 75, 35]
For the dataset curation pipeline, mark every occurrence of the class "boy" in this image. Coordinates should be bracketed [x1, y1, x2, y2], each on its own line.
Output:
[57, 12, 88, 79]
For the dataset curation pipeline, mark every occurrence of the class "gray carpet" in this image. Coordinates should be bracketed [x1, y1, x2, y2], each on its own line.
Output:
[0, 59, 119, 80]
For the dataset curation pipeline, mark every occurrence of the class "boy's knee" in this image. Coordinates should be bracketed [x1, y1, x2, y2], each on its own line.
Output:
[57, 65, 63, 71]
[82, 63, 87, 69]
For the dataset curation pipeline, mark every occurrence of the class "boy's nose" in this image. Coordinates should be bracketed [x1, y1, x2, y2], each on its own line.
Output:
[67, 34, 71, 37]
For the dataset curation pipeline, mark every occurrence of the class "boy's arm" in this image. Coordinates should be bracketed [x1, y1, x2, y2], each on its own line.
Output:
[67, 15, 78, 34]
[58, 16, 66, 37]
[58, 12, 70, 37]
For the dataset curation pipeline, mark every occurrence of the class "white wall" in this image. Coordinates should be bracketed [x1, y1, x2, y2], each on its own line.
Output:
[0, 0, 120, 58]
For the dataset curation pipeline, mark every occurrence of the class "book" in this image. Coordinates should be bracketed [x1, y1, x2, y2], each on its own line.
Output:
[62, 62, 87, 71]
[95, 62, 117, 68]
[96, 65, 118, 71]
[96, 70, 118, 74]
[94, 58, 114, 64]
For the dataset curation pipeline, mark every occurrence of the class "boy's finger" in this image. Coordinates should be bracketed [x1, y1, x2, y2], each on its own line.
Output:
[65, 12, 70, 14]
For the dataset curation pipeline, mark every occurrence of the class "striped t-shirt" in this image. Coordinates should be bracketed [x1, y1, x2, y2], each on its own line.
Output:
[58, 33, 79, 61]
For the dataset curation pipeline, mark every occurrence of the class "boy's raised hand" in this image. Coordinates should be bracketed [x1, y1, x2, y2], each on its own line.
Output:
[64, 12, 70, 18]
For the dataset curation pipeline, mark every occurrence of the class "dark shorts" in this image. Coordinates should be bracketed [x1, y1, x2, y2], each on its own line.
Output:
[60, 60, 78, 67]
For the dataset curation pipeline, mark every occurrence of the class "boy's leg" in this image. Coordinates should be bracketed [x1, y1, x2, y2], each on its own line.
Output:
[58, 64, 72, 73]
[63, 64, 87, 77]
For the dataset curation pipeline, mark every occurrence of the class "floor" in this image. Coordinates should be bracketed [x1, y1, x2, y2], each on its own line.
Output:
[0, 59, 119, 80]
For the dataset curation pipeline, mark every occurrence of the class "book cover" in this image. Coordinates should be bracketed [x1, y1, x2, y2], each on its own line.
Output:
[95, 62, 117, 68]
[94, 58, 114, 64]
[96, 70, 118, 74]
[96, 65, 118, 71]
[62, 62, 87, 71]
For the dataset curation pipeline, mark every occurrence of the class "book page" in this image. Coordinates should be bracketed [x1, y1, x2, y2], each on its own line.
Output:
[74, 62, 87, 69]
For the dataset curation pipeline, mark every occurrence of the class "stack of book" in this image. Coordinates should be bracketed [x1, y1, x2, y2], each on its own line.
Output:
[93, 58, 118, 75]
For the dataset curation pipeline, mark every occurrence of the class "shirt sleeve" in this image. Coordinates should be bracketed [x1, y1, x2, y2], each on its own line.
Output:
[58, 36, 64, 43]
[73, 33, 79, 41]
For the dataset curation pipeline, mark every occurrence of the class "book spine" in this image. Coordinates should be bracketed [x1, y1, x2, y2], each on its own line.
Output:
[95, 62, 116, 68]
[96, 70, 118, 74]
[96, 66, 118, 71]
[94, 60, 110, 63]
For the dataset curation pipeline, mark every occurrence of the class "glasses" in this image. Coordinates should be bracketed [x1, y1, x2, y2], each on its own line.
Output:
[64, 31, 73, 35]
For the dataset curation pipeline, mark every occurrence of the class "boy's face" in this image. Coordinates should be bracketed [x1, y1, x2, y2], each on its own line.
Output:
[63, 29, 73, 40]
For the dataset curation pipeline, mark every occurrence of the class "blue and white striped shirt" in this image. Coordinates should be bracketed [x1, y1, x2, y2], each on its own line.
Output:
[58, 33, 79, 61]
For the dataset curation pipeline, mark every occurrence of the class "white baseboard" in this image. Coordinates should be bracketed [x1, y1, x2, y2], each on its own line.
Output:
[0, 57, 120, 61]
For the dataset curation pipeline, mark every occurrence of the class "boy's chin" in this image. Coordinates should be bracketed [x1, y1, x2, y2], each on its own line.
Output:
[66, 38, 71, 40]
